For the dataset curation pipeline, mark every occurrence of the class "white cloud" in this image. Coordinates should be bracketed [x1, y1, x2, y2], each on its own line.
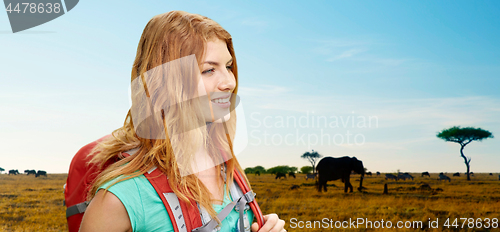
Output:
[312, 37, 410, 67]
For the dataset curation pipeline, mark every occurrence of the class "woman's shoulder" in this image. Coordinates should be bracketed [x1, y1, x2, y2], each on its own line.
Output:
[97, 174, 174, 232]
[98, 174, 157, 215]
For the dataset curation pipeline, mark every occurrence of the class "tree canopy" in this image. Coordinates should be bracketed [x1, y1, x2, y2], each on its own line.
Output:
[301, 150, 322, 173]
[437, 126, 493, 145]
[437, 126, 493, 180]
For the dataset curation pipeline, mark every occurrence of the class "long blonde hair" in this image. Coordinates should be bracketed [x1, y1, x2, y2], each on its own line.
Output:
[88, 11, 249, 220]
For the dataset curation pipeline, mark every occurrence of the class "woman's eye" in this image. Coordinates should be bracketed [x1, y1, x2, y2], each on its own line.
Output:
[226, 65, 233, 70]
[202, 68, 215, 74]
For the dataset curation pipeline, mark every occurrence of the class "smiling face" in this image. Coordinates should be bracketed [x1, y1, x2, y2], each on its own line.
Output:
[197, 39, 236, 123]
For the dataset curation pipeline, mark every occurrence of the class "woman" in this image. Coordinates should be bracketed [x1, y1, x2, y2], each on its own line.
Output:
[79, 11, 285, 232]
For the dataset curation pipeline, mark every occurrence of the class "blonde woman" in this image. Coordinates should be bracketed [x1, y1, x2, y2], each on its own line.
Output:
[79, 11, 285, 232]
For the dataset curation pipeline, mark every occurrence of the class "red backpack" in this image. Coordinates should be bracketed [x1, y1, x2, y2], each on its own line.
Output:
[64, 135, 264, 232]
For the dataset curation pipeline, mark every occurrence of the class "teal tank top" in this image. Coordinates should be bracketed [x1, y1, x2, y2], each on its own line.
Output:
[99, 175, 254, 232]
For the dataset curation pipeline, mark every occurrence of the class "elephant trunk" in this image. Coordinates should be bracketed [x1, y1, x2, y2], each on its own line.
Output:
[358, 171, 364, 192]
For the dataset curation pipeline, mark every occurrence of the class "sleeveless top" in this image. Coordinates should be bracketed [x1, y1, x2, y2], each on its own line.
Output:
[99, 174, 254, 232]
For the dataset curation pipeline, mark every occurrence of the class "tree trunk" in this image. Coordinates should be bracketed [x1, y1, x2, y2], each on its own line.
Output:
[460, 145, 471, 181]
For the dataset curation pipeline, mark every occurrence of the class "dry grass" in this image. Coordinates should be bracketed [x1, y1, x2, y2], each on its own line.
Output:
[1, 173, 499, 231]
[0, 174, 67, 231]
[249, 173, 500, 232]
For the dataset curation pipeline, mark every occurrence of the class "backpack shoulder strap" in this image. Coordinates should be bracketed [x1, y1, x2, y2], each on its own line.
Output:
[143, 167, 202, 232]
[121, 149, 202, 232]
[193, 164, 257, 232]
[217, 146, 265, 229]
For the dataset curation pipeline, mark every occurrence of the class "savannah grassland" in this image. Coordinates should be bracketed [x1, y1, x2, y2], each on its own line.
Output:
[1, 173, 499, 231]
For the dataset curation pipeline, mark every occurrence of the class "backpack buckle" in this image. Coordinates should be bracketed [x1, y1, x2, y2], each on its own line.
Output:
[66, 201, 90, 218]
[243, 191, 254, 203]
[235, 191, 254, 212]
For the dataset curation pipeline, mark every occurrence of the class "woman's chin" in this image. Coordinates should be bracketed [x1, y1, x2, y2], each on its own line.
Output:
[210, 114, 231, 123]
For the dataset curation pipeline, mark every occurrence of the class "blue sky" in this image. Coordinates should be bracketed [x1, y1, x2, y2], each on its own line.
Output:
[1, 0, 499, 173]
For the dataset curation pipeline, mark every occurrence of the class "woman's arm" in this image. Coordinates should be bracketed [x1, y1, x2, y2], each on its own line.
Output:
[79, 189, 133, 232]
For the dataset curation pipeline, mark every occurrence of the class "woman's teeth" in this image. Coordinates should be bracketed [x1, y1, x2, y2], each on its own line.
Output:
[212, 97, 230, 104]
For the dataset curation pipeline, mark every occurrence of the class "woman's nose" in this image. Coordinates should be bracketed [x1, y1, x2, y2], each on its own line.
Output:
[217, 69, 236, 91]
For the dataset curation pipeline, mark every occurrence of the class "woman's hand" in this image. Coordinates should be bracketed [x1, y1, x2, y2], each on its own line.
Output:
[251, 214, 286, 232]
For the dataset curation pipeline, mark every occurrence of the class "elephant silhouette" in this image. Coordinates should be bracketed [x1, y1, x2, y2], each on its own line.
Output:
[316, 156, 365, 193]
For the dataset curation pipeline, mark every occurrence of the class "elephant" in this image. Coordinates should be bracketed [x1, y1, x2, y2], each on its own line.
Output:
[316, 156, 364, 193]
[288, 172, 296, 178]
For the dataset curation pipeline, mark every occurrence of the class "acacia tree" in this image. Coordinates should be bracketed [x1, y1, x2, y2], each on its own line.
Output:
[437, 126, 493, 180]
[301, 149, 322, 173]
